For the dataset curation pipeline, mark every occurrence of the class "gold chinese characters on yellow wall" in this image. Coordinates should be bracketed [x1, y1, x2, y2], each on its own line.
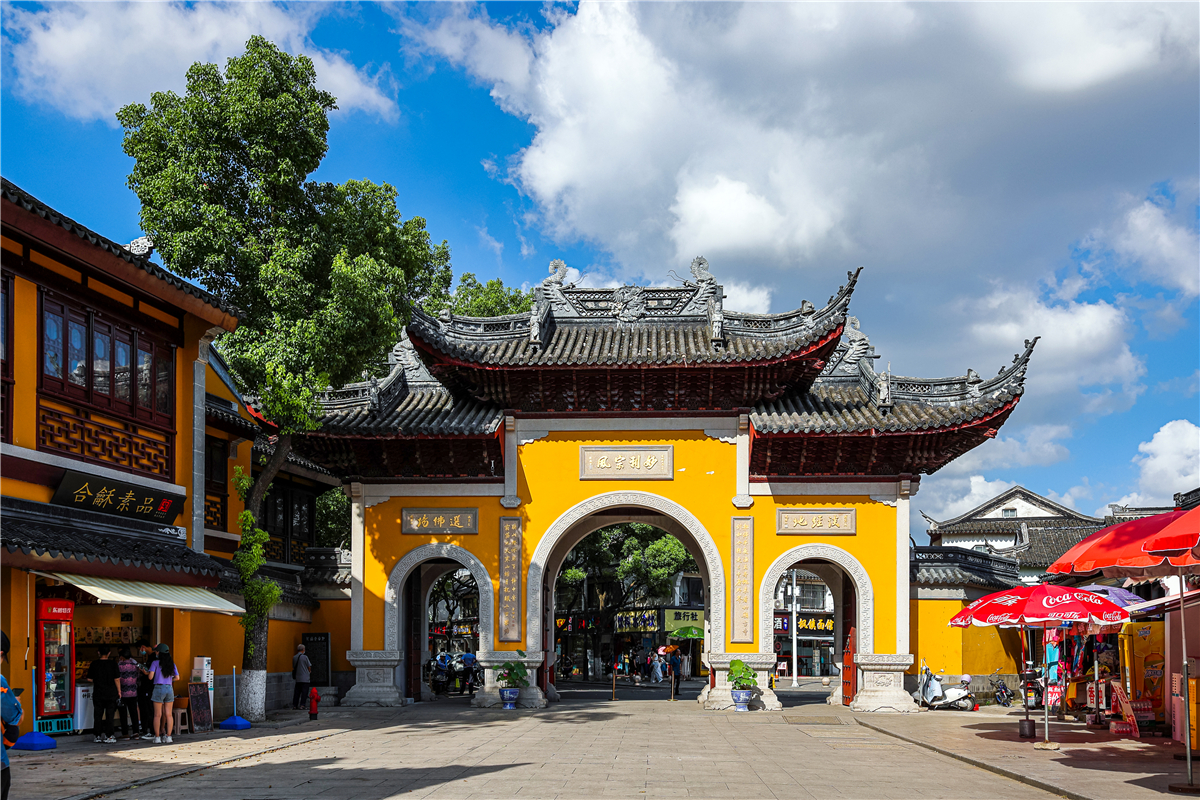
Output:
[401, 508, 479, 534]
[731, 517, 754, 643]
[499, 517, 522, 642]
[776, 509, 857, 535]
[579, 446, 673, 480]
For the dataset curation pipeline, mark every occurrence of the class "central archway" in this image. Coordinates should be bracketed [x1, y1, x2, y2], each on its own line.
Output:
[526, 491, 727, 664]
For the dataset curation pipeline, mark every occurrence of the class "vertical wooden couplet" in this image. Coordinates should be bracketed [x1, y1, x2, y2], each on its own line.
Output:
[499, 517, 522, 642]
[731, 517, 754, 643]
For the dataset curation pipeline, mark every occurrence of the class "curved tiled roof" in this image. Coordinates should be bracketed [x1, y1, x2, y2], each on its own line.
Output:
[406, 268, 858, 369]
[1, 178, 240, 318]
[319, 386, 502, 437]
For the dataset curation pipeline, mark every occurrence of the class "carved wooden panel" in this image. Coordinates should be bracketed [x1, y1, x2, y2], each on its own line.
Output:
[37, 397, 173, 480]
[204, 492, 227, 531]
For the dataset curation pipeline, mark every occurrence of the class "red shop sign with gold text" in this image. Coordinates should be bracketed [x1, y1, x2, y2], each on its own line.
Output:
[51, 470, 185, 523]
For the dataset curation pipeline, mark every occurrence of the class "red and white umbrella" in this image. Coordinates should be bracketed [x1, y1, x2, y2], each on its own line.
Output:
[949, 584, 1129, 628]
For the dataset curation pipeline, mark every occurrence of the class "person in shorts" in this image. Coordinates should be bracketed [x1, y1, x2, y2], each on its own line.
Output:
[145, 644, 179, 744]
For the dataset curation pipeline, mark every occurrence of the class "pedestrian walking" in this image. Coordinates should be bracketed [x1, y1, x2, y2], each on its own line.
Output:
[291, 644, 312, 710]
[87, 645, 121, 743]
[651, 653, 663, 683]
[145, 644, 179, 743]
[2, 631, 25, 800]
[135, 640, 154, 739]
[116, 646, 141, 739]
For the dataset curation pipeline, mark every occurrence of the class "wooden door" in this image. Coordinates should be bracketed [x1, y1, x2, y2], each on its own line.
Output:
[842, 627, 857, 706]
[404, 573, 422, 700]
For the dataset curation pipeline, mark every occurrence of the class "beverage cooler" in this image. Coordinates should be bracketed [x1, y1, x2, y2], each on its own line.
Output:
[35, 598, 75, 734]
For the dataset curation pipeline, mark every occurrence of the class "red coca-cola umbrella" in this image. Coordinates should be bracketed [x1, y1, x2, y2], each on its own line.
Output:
[1047, 509, 1196, 577]
[949, 585, 1129, 628]
[1047, 507, 1200, 790]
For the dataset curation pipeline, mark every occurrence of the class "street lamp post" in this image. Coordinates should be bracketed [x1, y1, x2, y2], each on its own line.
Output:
[791, 569, 799, 687]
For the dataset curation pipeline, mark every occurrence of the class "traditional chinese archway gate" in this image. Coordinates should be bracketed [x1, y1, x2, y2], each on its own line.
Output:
[298, 259, 1036, 711]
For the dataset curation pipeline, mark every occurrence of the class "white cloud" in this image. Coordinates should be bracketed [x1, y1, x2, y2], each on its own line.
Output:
[1156, 370, 1200, 397]
[1107, 419, 1200, 510]
[940, 424, 1073, 477]
[1045, 479, 1095, 512]
[4, 2, 397, 123]
[918, 475, 1017, 529]
[476, 225, 504, 260]
[967, 4, 1199, 92]
[1110, 197, 1200, 298]
[723, 281, 772, 315]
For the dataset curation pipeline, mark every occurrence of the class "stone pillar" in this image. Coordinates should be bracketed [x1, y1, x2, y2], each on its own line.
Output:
[850, 653, 919, 713]
[342, 650, 403, 707]
[472, 652, 547, 708]
[703, 653, 782, 711]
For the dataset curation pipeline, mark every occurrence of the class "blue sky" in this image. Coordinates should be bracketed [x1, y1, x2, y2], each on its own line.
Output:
[2, 2, 1197, 533]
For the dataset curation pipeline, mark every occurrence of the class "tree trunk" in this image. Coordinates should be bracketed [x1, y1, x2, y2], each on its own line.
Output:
[237, 433, 293, 720]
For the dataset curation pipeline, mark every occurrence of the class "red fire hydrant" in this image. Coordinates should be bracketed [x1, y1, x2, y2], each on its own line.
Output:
[308, 687, 321, 721]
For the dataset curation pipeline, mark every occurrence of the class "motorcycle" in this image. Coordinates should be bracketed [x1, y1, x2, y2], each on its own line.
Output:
[427, 652, 452, 696]
[912, 660, 976, 711]
[988, 668, 1014, 707]
[1020, 662, 1045, 710]
[449, 653, 470, 694]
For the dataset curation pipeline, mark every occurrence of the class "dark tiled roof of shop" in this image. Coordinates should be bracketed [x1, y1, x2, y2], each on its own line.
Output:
[2, 178, 240, 318]
[1, 498, 221, 577]
[205, 400, 260, 436]
[912, 563, 1018, 590]
[319, 386, 503, 437]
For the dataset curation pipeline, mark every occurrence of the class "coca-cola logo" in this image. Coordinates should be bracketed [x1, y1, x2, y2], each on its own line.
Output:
[1042, 594, 1079, 608]
[986, 613, 1014, 623]
[1101, 611, 1125, 622]
[1073, 593, 1104, 605]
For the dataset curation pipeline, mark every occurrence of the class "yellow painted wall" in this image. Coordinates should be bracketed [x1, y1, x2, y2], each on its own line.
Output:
[2, 477, 53, 504]
[910, 598, 964, 674]
[311, 599, 352, 673]
[10, 276, 38, 449]
[363, 428, 901, 656]
[0, 566, 33, 706]
[963, 624, 1021, 676]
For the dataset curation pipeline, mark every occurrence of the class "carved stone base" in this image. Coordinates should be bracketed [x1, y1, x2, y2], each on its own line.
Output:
[702, 653, 781, 711]
[472, 685, 547, 708]
[850, 653, 919, 713]
[471, 653, 548, 709]
[342, 650, 403, 707]
[546, 682, 561, 702]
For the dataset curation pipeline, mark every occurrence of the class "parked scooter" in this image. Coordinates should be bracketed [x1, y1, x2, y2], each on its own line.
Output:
[912, 660, 976, 711]
[1020, 662, 1045, 710]
[427, 652, 452, 695]
[988, 668, 1014, 708]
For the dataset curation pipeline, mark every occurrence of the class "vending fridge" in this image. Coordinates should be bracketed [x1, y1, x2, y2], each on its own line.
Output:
[35, 598, 75, 731]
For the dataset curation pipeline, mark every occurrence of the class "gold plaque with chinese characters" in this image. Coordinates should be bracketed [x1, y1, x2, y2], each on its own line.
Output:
[730, 517, 754, 643]
[401, 508, 479, 534]
[579, 446, 673, 480]
[498, 517, 522, 642]
[776, 509, 856, 535]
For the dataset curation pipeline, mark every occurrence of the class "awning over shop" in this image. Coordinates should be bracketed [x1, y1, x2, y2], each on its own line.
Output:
[52, 573, 243, 615]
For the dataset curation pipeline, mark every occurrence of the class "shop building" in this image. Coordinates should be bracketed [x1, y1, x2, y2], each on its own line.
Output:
[0, 179, 352, 728]
[295, 259, 1038, 711]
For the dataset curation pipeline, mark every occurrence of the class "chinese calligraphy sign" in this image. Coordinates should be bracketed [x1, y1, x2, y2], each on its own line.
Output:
[499, 517, 522, 642]
[401, 508, 479, 535]
[50, 470, 184, 523]
[777, 509, 857, 535]
[579, 446, 673, 480]
[731, 517, 753, 643]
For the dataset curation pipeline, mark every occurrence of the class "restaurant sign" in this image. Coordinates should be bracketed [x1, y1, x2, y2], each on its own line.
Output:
[773, 612, 835, 634]
[51, 469, 184, 523]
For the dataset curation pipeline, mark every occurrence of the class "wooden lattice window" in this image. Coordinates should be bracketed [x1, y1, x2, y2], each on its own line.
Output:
[260, 481, 316, 565]
[39, 290, 174, 430]
[204, 435, 229, 530]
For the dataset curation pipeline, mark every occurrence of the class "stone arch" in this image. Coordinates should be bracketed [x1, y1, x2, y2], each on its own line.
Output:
[526, 491, 726, 654]
[383, 543, 494, 653]
[757, 543, 874, 656]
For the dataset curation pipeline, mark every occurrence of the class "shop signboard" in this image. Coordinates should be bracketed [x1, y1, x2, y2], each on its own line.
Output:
[51, 469, 185, 523]
[302, 632, 331, 687]
[774, 613, 834, 635]
[663, 609, 704, 633]
[614, 610, 659, 633]
[555, 615, 596, 634]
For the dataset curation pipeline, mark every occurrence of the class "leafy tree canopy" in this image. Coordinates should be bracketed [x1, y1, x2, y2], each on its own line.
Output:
[557, 523, 697, 614]
[117, 35, 452, 435]
[425, 272, 533, 317]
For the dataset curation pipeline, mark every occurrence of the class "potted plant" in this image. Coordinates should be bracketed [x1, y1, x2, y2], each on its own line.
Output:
[496, 650, 529, 710]
[728, 659, 758, 712]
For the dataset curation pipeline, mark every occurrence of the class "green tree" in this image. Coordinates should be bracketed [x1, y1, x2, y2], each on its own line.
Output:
[425, 272, 533, 317]
[555, 523, 696, 676]
[117, 36, 455, 719]
[314, 488, 351, 549]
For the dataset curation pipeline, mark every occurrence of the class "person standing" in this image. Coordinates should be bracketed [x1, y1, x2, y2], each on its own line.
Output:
[650, 653, 663, 683]
[2, 631, 25, 800]
[116, 647, 141, 739]
[291, 644, 312, 710]
[146, 644, 179, 744]
[669, 650, 682, 696]
[135, 641, 154, 740]
[87, 646, 121, 743]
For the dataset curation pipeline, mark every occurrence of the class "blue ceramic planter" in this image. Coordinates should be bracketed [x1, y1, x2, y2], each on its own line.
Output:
[499, 687, 520, 710]
[731, 688, 754, 712]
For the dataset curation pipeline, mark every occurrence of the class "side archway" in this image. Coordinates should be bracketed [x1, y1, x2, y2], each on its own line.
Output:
[757, 544, 874, 656]
[383, 543, 495, 654]
[526, 491, 726, 654]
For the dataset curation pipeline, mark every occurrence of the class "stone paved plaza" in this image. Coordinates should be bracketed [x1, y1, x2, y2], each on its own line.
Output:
[12, 682, 1069, 800]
